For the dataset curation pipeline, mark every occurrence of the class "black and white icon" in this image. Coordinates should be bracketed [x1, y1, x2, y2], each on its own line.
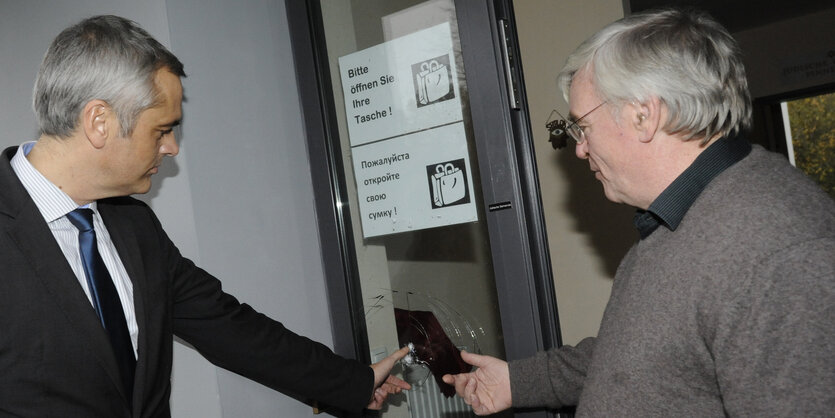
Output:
[427, 159, 470, 208]
[412, 54, 455, 108]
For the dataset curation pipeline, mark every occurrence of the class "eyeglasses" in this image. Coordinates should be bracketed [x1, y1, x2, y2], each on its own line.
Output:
[546, 102, 606, 149]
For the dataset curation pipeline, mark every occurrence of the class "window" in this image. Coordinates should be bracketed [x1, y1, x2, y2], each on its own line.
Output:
[781, 91, 835, 198]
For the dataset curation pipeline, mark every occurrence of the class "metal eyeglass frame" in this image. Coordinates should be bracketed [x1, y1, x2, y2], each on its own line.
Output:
[545, 102, 606, 149]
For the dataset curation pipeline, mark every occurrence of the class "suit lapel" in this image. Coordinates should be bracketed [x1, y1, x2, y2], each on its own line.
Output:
[0, 147, 131, 404]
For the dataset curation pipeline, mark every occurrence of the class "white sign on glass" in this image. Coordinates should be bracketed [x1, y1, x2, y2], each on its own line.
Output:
[338, 22, 478, 238]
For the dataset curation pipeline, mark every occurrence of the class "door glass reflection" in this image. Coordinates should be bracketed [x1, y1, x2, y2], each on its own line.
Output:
[320, 1, 509, 416]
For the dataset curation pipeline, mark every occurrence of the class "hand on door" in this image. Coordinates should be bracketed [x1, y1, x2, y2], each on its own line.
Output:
[367, 346, 412, 410]
[442, 351, 512, 415]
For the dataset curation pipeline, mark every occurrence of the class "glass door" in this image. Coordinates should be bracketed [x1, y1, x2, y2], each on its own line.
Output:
[326, 2, 503, 416]
[287, 1, 561, 417]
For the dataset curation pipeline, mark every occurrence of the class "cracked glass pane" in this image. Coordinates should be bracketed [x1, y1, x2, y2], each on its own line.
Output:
[321, 1, 509, 416]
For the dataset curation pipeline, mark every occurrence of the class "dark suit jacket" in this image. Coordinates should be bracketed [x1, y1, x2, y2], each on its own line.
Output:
[0, 146, 373, 417]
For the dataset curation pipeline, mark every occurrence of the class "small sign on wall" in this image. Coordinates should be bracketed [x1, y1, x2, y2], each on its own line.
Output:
[780, 49, 835, 86]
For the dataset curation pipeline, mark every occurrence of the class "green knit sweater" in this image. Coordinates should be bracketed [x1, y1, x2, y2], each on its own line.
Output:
[510, 146, 835, 416]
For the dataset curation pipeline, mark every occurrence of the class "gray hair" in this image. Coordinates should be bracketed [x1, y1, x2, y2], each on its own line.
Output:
[33, 15, 185, 138]
[558, 8, 751, 142]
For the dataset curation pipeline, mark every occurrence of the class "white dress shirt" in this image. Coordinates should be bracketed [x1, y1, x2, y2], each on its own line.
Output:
[11, 142, 139, 355]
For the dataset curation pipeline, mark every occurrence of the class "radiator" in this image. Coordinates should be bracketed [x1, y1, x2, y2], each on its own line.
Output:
[404, 375, 475, 418]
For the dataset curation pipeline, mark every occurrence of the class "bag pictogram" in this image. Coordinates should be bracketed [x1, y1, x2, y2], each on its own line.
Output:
[427, 159, 470, 208]
[412, 54, 455, 108]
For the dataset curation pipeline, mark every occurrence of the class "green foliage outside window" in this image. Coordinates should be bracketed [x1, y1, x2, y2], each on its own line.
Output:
[786, 92, 835, 198]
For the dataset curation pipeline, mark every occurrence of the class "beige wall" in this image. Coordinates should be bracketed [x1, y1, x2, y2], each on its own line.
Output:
[514, 0, 630, 346]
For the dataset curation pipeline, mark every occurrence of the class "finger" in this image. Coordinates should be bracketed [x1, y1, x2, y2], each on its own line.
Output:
[367, 389, 384, 410]
[463, 375, 477, 400]
[445, 374, 469, 396]
[380, 382, 405, 394]
[377, 346, 410, 371]
[470, 394, 483, 413]
[442, 374, 454, 384]
[379, 383, 397, 394]
[389, 346, 410, 362]
[459, 350, 491, 368]
[385, 374, 411, 390]
[376, 388, 387, 403]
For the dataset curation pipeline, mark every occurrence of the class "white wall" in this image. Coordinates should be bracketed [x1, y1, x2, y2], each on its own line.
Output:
[0, 1, 333, 416]
[514, 0, 629, 346]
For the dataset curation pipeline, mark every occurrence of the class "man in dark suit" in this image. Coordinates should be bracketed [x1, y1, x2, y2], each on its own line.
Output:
[0, 14, 409, 417]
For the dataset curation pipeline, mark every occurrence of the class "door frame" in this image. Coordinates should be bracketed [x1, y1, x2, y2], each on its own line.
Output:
[285, 0, 562, 412]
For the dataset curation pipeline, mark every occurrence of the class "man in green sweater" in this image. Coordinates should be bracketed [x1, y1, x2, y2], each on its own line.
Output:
[443, 8, 834, 417]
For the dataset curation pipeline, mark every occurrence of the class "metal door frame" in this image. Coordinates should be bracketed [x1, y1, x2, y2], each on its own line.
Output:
[285, 1, 562, 416]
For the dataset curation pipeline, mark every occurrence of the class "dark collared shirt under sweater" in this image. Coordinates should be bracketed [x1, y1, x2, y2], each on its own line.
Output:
[634, 135, 752, 239]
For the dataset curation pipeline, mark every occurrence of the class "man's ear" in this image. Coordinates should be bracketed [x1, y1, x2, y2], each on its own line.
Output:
[632, 97, 661, 143]
[81, 100, 113, 149]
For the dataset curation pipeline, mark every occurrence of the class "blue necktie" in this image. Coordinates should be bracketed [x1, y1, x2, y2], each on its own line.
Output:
[66, 208, 136, 402]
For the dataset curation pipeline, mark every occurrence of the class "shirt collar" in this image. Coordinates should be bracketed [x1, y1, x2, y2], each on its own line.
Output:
[10, 141, 96, 222]
[635, 135, 752, 239]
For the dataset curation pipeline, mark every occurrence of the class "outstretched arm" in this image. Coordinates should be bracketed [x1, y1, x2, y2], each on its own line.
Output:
[442, 351, 512, 415]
